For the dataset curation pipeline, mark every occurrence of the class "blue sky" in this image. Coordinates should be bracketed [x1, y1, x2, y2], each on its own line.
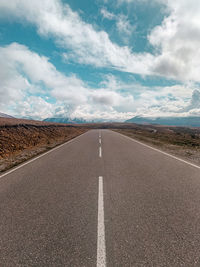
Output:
[0, 0, 200, 121]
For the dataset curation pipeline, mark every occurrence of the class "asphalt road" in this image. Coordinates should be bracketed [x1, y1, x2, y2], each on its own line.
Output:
[1, 129, 200, 266]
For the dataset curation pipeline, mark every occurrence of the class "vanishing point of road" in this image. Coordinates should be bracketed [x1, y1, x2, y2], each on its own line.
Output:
[0, 130, 200, 266]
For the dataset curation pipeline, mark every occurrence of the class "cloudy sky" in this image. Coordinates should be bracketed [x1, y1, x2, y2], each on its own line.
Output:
[0, 0, 200, 121]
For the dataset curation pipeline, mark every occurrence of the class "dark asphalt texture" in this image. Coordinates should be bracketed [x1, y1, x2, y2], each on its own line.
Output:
[0, 129, 200, 266]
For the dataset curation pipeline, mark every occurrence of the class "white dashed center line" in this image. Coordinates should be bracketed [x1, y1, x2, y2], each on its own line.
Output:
[97, 176, 106, 267]
[99, 146, 102, 158]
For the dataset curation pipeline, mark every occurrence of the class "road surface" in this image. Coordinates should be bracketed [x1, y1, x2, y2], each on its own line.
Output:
[1, 129, 200, 266]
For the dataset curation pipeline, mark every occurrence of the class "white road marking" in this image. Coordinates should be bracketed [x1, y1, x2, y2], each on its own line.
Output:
[117, 131, 200, 170]
[97, 176, 106, 267]
[99, 146, 102, 158]
[99, 132, 101, 138]
[99, 138, 101, 145]
[0, 132, 87, 179]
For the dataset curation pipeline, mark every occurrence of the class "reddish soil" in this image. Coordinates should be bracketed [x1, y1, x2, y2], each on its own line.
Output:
[0, 117, 71, 126]
[1, 117, 200, 172]
[0, 118, 88, 173]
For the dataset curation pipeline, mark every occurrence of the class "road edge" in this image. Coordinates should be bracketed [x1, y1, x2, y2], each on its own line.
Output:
[112, 130, 200, 170]
[0, 131, 88, 179]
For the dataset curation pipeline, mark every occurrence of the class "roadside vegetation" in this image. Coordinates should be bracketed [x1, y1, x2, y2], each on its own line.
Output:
[0, 118, 88, 173]
[110, 123, 200, 165]
[1, 118, 200, 172]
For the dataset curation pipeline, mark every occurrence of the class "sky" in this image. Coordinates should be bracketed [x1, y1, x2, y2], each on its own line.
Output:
[0, 0, 200, 121]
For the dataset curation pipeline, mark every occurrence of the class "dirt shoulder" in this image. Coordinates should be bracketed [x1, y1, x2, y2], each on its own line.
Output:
[0, 118, 88, 173]
[2, 117, 200, 172]
[113, 126, 200, 166]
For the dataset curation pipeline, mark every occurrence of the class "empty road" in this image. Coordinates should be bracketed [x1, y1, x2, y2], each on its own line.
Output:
[1, 129, 200, 266]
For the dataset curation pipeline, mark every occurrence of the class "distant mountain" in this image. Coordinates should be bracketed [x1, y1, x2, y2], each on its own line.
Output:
[125, 116, 200, 127]
[43, 117, 87, 124]
[0, 112, 14, 118]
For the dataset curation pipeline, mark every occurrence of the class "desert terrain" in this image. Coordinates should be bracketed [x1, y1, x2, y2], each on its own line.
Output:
[84, 122, 200, 165]
[0, 117, 88, 172]
[1, 118, 200, 172]
[110, 123, 200, 166]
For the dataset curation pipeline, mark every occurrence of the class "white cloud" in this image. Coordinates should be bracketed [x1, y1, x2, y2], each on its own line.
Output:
[90, 89, 134, 108]
[129, 84, 195, 117]
[71, 104, 135, 121]
[0, 43, 136, 120]
[116, 15, 133, 38]
[117, 0, 135, 4]
[117, 0, 161, 4]
[100, 8, 134, 42]
[1, 0, 200, 83]
[180, 90, 200, 113]
[14, 97, 55, 119]
[148, 0, 200, 82]
[116, 0, 152, 5]
[100, 74, 123, 91]
[102, 0, 200, 83]
[0, 0, 153, 75]
[100, 8, 115, 20]
[2, 0, 200, 119]
[1, 42, 200, 120]
[0, 42, 90, 109]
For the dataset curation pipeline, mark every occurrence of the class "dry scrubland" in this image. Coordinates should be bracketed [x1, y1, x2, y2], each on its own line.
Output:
[1, 118, 200, 172]
[109, 123, 200, 166]
[0, 118, 88, 173]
